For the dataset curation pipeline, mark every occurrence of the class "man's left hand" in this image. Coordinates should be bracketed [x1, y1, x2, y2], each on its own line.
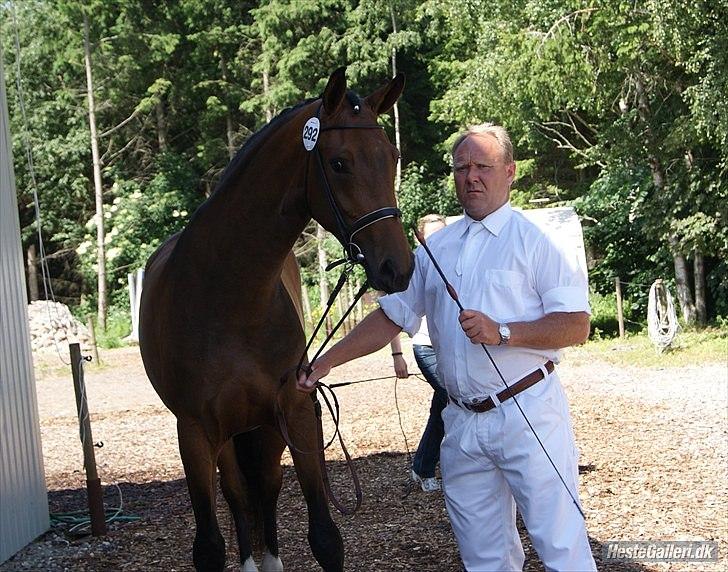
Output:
[458, 309, 500, 345]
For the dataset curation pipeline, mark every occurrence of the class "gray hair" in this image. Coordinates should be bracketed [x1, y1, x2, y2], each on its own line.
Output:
[451, 123, 514, 164]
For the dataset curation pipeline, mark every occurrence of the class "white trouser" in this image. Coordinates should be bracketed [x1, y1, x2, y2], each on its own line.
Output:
[440, 371, 596, 572]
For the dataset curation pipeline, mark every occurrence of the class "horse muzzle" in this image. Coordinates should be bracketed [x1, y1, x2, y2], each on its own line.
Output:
[366, 251, 414, 294]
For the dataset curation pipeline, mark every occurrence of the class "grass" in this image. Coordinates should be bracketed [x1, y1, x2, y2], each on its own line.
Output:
[570, 326, 728, 368]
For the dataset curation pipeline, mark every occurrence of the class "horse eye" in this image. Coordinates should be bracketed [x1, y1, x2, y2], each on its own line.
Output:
[330, 159, 345, 173]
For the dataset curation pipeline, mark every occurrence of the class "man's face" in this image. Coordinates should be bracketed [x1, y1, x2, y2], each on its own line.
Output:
[452, 134, 516, 220]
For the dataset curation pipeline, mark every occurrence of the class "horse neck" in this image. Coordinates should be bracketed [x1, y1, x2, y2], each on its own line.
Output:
[177, 117, 311, 289]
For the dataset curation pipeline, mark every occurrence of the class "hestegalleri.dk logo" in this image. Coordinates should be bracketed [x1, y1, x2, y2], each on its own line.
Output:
[603, 541, 719, 562]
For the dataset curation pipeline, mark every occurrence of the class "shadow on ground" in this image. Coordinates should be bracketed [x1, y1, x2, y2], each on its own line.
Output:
[5, 452, 649, 571]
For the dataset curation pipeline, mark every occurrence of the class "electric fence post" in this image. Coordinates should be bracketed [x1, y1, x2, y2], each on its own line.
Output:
[69, 342, 107, 536]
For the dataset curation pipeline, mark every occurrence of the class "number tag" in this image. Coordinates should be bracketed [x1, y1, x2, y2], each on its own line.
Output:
[302, 117, 320, 151]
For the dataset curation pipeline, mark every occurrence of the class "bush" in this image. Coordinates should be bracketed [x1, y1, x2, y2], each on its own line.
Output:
[94, 307, 132, 349]
[589, 289, 639, 338]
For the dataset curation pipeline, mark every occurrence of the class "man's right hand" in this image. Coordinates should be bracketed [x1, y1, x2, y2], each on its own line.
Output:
[296, 360, 332, 393]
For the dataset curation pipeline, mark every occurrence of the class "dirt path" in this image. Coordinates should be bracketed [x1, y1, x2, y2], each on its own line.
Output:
[3, 343, 726, 571]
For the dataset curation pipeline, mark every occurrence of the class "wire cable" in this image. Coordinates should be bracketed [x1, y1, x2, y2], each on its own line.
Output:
[10, 3, 70, 364]
[647, 279, 679, 352]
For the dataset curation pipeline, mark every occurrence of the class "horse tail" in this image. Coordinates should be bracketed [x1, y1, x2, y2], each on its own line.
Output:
[231, 428, 275, 556]
[232, 431, 265, 555]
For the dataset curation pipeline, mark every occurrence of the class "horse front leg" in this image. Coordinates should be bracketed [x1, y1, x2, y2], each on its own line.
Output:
[286, 399, 344, 572]
[178, 418, 226, 572]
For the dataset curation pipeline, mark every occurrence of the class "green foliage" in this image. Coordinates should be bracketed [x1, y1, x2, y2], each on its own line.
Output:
[398, 162, 459, 236]
[75, 153, 202, 305]
[588, 289, 636, 339]
[94, 307, 132, 349]
[3, 0, 727, 328]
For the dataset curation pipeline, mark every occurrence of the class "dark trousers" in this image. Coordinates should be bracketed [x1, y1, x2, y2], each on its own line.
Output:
[411, 344, 448, 478]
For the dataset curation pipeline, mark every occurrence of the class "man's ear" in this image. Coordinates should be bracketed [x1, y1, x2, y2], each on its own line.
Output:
[364, 73, 405, 115]
[322, 67, 347, 115]
[507, 161, 517, 185]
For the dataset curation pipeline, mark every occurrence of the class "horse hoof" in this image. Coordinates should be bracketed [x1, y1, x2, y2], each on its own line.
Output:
[241, 556, 259, 572]
[261, 550, 283, 572]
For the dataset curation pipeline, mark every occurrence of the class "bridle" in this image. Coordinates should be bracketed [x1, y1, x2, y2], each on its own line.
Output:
[306, 101, 402, 265]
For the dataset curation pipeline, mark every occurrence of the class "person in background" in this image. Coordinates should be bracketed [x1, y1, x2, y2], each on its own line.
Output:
[390, 214, 447, 492]
[298, 122, 596, 571]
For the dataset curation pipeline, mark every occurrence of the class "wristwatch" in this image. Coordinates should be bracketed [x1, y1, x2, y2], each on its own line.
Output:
[498, 323, 511, 345]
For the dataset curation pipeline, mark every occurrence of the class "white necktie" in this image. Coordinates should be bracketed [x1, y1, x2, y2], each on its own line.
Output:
[456, 221, 485, 276]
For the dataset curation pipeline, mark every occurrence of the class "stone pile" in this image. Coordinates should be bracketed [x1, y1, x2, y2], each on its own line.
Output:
[27, 300, 91, 353]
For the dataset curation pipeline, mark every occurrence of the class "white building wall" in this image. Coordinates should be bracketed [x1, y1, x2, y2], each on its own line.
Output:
[0, 46, 49, 564]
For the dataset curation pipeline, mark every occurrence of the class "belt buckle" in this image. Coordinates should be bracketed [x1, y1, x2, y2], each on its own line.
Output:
[467, 397, 489, 412]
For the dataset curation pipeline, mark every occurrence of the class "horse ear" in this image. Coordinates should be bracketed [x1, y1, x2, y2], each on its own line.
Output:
[322, 67, 347, 115]
[365, 72, 405, 115]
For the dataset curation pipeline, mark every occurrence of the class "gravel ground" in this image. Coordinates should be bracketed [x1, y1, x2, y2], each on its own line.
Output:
[2, 340, 726, 572]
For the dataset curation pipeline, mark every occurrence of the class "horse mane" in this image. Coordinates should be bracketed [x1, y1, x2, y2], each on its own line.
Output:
[178, 98, 318, 240]
[181, 90, 359, 237]
[212, 97, 318, 196]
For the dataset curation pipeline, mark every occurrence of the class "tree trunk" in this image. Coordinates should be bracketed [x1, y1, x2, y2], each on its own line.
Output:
[219, 53, 235, 159]
[155, 100, 168, 151]
[226, 113, 235, 160]
[317, 224, 332, 334]
[694, 250, 707, 326]
[262, 68, 273, 123]
[83, 13, 107, 331]
[633, 73, 695, 325]
[389, 5, 402, 195]
[669, 235, 696, 325]
[27, 243, 39, 301]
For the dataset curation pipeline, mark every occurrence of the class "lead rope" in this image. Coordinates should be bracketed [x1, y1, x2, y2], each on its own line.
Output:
[276, 264, 368, 515]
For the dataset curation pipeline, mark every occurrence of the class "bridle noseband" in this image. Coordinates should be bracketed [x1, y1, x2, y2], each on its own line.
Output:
[307, 102, 401, 265]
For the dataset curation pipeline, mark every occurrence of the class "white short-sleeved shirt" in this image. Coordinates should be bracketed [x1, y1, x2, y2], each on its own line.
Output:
[379, 202, 590, 400]
[411, 317, 431, 346]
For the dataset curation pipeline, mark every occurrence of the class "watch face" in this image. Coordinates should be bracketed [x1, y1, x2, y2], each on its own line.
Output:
[499, 324, 510, 340]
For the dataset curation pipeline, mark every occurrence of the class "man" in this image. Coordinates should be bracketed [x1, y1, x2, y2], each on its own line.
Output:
[298, 123, 596, 571]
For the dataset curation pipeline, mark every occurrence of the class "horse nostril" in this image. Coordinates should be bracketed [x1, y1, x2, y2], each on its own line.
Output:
[377, 257, 411, 293]
[379, 258, 396, 281]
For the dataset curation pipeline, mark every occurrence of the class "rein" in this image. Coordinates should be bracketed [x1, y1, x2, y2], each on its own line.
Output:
[276, 263, 367, 515]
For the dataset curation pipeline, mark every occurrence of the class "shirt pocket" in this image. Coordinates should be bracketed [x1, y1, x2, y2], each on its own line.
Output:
[483, 269, 526, 321]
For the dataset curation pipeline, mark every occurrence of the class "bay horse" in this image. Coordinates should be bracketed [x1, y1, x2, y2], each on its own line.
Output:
[139, 68, 413, 572]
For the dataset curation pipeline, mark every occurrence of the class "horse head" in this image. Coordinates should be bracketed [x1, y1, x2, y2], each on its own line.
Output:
[305, 67, 414, 294]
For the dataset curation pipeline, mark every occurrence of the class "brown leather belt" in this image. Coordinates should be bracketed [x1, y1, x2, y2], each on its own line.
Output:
[449, 360, 555, 413]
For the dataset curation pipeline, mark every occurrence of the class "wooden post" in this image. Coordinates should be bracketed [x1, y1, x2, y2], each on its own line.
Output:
[346, 281, 355, 330]
[86, 317, 101, 366]
[301, 284, 312, 332]
[615, 277, 625, 338]
[335, 292, 348, 335]
[69, 343, 107, 536]
[355, 279, 365, 322]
